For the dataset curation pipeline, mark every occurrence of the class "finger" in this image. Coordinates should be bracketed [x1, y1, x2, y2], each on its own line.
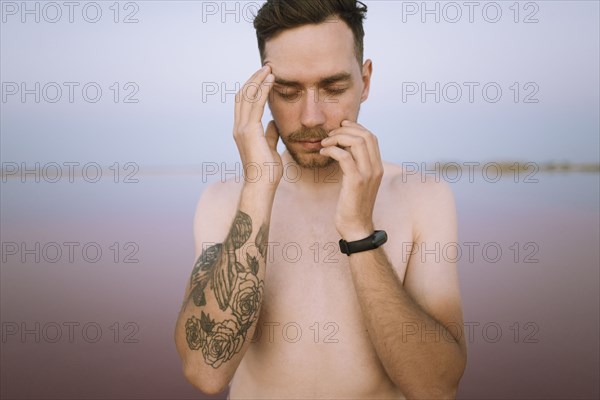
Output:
[234, 65, 270, 126]
[341, 121, 382, 164]
[239, 67, 272, 125]
[265, 120, 280, 152]
[248, 73, 275, 124]
[329, 122, 382, 173]
[319, 146, 360, 178]
[320, 133, 371, 174]
[243, 65, 271, 95]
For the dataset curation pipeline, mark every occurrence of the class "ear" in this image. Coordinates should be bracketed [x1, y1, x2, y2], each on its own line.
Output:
[360, 59, 373, 103]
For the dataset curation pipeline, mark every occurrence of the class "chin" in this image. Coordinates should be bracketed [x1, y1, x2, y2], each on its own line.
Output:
[290, 151, 336, 169]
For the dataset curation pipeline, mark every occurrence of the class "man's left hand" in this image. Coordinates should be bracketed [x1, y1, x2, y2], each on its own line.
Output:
[320, 120, 384, 241]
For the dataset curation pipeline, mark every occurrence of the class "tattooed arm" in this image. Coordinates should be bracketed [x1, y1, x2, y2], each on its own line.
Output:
[175, 182, 275, 394]
[175, 65, 281, 395]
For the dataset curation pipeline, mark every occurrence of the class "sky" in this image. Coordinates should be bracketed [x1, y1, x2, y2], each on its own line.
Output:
[1, 0, 599, 168]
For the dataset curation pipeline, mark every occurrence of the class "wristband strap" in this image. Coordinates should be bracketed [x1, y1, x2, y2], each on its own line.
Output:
[339, 230, 388, 256]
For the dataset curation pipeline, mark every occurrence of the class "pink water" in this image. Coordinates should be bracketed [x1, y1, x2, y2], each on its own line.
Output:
[1, 172, 598, 399]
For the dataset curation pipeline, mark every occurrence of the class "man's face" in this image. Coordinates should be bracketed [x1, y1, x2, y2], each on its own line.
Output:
[263, 17, 372, 169]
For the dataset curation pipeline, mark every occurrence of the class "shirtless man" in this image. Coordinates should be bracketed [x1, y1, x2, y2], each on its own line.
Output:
[174, 1, 467, 398]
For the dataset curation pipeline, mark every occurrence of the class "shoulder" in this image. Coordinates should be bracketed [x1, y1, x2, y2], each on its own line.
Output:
[192, 177, 244, 255]
[196, 177, 244, 206]
[194, 177, 243, 220]
[381, 160, 455, 201]
[380, 161, 457, 239]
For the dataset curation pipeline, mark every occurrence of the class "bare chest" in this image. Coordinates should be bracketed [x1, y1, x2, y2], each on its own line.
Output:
[231, 189, 414, 393]
[255, 188, 412, 342]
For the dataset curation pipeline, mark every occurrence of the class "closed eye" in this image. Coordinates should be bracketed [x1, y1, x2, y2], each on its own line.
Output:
[275, 88, 301, 100]
[277, 91, 298, 98]
[274, 87, 347, 100]
[325, 87, 347, 95]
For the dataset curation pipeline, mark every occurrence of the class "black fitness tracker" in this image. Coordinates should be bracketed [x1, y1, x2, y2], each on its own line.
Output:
[339, 230, 388, 256]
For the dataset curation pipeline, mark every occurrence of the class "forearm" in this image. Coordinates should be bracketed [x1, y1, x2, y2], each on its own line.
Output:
[348, 247, 466, 398]
[175, 184, 275, 394]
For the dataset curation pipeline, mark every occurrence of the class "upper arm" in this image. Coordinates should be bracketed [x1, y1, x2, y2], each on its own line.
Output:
[179, 180, 240, 302]
[403, 177, 466, 351]
[192, 180, 242, 258]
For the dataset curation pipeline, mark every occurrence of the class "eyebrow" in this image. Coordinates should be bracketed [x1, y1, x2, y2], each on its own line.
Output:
[273, 72, 353, 88]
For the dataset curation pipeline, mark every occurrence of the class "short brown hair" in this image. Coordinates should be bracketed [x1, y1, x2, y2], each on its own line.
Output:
[253, 0, 368, 66]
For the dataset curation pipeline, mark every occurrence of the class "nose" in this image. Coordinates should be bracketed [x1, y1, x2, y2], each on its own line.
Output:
[299, 88, 327, 128]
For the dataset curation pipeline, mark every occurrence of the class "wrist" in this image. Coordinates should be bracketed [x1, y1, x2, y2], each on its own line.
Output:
[241, 160, 283, 188]
[339, 230, 388, 256]
[243, 179, 279, 193]
[238, 184, 277, 224]
[338, 223, 375, 242]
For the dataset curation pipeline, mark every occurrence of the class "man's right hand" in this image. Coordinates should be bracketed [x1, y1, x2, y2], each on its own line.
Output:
[233, 65, 282, 189]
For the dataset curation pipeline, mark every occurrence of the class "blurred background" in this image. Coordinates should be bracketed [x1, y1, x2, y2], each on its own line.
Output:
[1, 1, 598, 399]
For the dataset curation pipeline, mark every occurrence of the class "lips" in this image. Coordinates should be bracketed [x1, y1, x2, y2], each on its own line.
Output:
[295, 136, 326, 143]
[296, 140, 324, 151]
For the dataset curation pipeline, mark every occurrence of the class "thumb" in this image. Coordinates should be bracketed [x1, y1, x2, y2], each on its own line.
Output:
[265, 120, 280, 151]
